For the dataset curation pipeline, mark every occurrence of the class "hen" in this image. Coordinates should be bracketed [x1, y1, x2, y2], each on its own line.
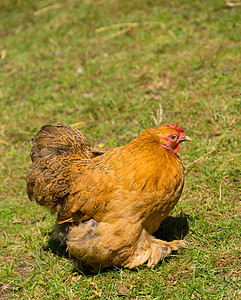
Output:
[26, 123, 191, 270]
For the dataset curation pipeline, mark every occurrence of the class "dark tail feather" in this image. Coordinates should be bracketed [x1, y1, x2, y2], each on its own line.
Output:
[26, 124, 104, 211]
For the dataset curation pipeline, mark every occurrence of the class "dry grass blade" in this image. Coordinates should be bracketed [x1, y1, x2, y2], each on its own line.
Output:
[69, 122, 86, 127]
[96, 21, 164, 40]
[186, 148, 216, 169]
[152, 104, 163, 127]
[108, 25, 138, 39]
[96, 23, 138, 40]
[226, 1, 241, 7]
[33, 4, 66, 16]
[0, 139, 9, 145]
[96, 21, 164, 33]
[1, 49, 7, 60]
[96, 22, 138, 33]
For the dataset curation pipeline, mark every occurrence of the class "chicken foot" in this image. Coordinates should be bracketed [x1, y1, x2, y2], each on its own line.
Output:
[123, 229, 186, 269]
[146, 238, 186, 268]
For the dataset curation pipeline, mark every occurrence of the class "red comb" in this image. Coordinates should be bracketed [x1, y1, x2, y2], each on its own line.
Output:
[167, 123, 184, 133]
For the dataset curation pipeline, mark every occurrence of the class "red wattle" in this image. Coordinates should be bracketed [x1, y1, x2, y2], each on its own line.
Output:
[173, 144, 180, 153]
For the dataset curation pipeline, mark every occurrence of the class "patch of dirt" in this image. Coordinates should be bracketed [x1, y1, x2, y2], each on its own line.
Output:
[116, 282, 129, 296]
[0, 255, 14, 265]
[17, 255, 36, 278]
[1, 281, 13, 296]
[213, 251, 241, 270]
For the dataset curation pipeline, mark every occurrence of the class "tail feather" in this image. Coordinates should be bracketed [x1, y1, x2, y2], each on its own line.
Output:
[26, 124, 104, 212]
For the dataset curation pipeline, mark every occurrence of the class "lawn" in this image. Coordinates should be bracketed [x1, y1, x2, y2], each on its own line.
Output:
[0, 0, 240, 299]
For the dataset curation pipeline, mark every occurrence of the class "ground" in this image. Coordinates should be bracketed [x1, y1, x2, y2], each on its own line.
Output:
[0, 0, 240, 299]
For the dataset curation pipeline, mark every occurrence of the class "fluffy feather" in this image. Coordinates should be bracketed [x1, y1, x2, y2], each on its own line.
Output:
[26, 123, 191, 269]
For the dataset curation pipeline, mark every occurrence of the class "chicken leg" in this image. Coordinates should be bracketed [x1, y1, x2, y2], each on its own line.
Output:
[66, 219, 186, 270]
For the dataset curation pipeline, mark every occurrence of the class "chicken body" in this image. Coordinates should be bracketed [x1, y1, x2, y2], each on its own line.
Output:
[26, 124, 190, 269]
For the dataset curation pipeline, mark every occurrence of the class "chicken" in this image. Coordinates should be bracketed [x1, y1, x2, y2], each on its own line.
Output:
[26, 123, 191, 270]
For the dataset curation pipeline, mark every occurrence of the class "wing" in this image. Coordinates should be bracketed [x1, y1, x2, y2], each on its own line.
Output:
[57, 149, 126, 224]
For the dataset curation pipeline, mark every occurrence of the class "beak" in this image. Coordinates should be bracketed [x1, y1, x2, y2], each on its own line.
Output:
[183, 135, 192, 141]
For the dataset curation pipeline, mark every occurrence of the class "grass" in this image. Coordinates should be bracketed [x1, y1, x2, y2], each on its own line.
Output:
[0, 0, 240, 298]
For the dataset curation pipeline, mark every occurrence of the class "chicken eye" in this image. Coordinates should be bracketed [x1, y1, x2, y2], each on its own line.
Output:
[169, 135, 177, 141]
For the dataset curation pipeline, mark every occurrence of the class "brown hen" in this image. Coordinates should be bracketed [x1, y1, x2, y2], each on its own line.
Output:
[26, 123, 191, 270]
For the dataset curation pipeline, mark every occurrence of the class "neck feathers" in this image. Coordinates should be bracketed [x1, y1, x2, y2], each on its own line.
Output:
[121, 129, 183, 192]
[126, 128, 171, 158]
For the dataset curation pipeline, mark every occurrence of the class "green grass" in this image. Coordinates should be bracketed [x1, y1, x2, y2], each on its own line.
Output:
[0, 0, 240, 299]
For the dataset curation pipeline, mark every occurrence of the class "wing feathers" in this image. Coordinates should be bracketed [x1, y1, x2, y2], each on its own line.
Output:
[26, 124, 105, 212]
